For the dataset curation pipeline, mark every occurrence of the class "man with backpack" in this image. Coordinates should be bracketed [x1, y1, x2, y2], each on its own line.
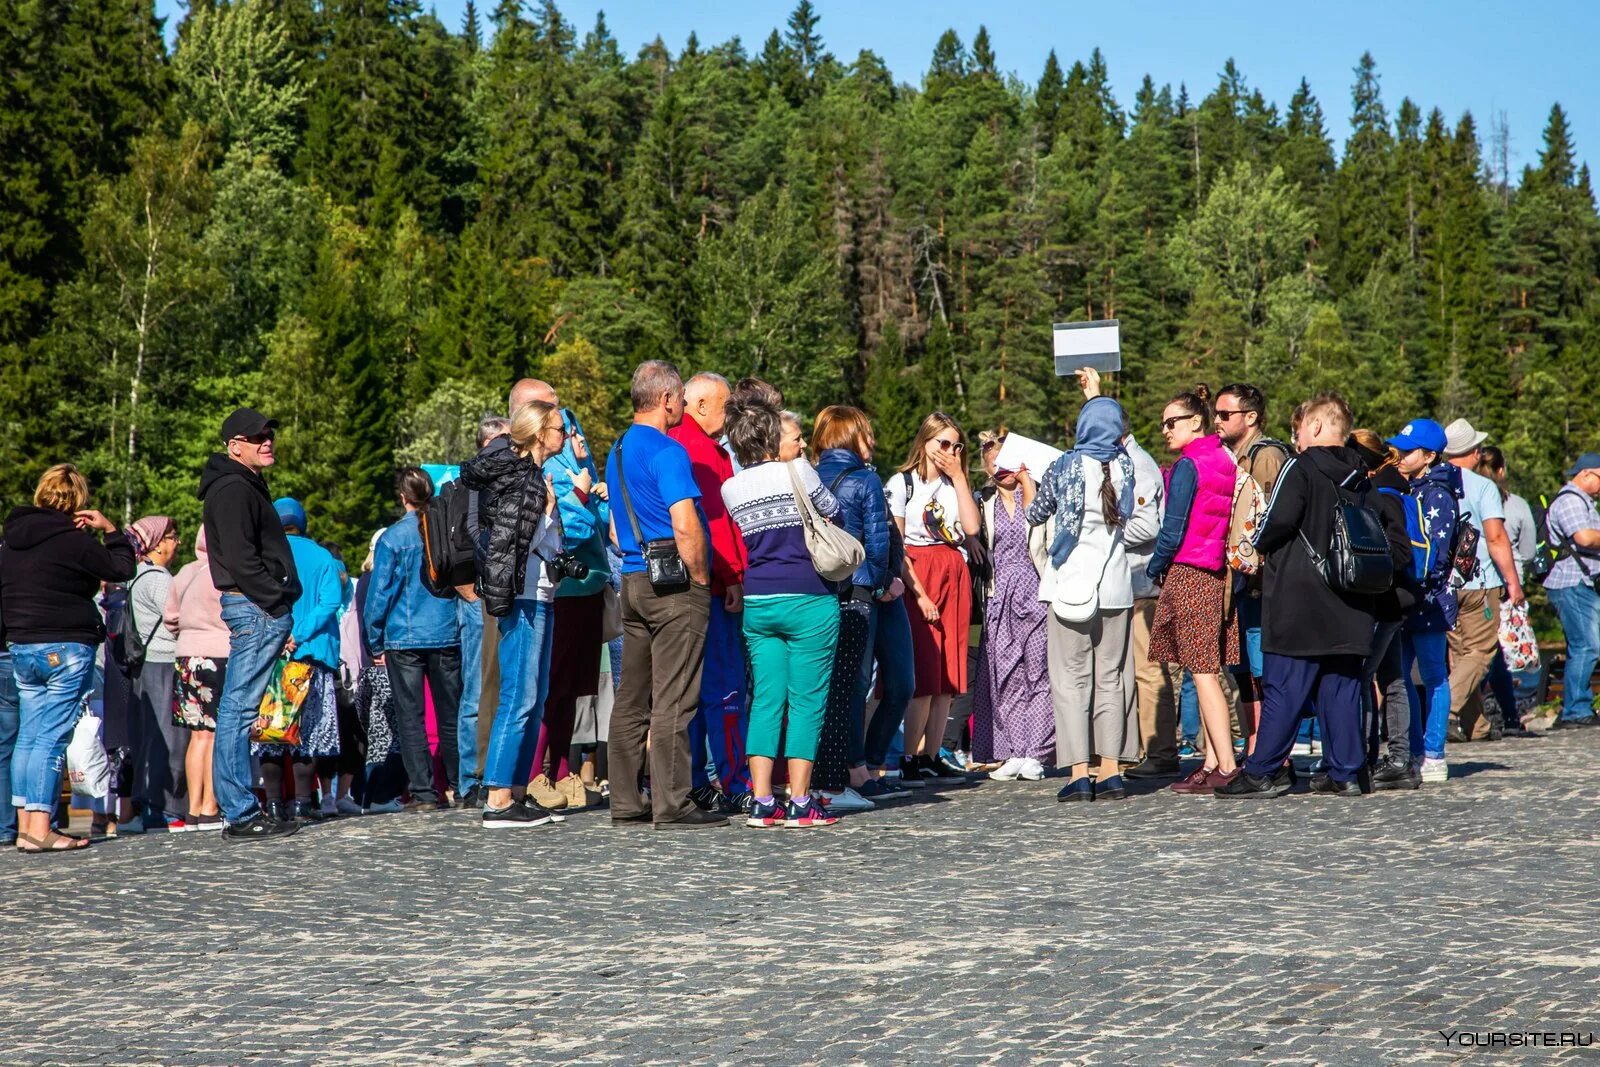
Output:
[1441, 419, 1526, 741]
[1217, 394, 1409, 799]
[1216, 383, 1289, 757]
[1541, 453, 1600, 728]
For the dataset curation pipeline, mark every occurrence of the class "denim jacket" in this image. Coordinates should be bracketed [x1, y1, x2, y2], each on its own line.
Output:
[363, 511, 460, 653]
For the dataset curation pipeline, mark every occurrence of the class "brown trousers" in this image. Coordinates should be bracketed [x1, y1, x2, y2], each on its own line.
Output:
[1130, 598, 1182, 762]
[610, 573, 710, 822]
[1451, 587, 1503, 739]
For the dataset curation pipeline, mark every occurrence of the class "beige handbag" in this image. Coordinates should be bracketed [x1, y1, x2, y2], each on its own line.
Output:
[786, 460, 865, 582]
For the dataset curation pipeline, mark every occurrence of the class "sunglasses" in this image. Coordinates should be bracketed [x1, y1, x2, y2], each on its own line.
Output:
[933, 439, 965, 453]
[1161, 415, 1198, 432]
[1214, 409, 1246, 421]
[980, 440, 1000, 453]
[233, 431, 275, 445]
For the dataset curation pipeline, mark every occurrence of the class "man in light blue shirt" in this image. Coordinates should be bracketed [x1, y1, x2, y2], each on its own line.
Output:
[1541, 453, 1600, 726]
[1443, 419, 1525, 740]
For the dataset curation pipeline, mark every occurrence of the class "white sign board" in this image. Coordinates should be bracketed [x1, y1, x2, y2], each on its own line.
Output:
[1053, 319, 1121, 375]
[992, 432, 1064, 478]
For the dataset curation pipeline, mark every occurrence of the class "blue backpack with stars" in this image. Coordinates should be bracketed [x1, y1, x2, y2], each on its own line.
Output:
[1380, 470, 1461, 598]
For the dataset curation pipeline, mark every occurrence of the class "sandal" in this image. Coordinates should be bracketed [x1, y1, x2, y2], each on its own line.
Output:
[17, 830, 89, 853]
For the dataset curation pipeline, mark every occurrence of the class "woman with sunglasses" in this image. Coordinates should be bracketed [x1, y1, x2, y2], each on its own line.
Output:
[1144, 387, 1244, 794]
[970, 431, 1053, 783]
[886, 412, 982, 783]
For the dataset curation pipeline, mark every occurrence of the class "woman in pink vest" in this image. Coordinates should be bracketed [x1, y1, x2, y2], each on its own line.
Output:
[1144, 387, 1242, 793]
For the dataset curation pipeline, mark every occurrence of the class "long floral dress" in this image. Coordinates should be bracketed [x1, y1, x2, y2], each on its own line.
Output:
[971, 489, 1056, 764]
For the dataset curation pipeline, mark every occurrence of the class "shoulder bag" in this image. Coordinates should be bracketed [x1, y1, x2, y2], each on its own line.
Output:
[788, 460, 864, 583]
[615, 431, 691, 594]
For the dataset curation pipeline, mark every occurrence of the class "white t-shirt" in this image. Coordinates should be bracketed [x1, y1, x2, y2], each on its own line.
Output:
[885, 469, 968, 557]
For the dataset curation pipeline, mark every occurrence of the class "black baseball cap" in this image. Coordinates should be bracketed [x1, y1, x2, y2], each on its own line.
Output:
[220, 407, 278, 442]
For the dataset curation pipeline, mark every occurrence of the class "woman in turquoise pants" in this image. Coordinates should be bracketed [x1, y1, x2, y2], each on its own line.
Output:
[719, 394, 842, 829]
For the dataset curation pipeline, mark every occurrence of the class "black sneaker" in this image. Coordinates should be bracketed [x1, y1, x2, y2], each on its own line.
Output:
[1501, 722, 1538, 738]
[1307, 772, 1358, 796]
[894, 758, 927, 789]
[458, 786, 484, 810]
[1272, 761, 1298, 790]
[1550, 714, 1599, 730]
[1125, 757, 1182, 779]
[921, 755, 969, 783]
[482, 802, 553, 829]
[222, 812, 301, 841]
[1370, 755, 1419, 791]
[688, 784, 737, 814]
[521, 796, 567, 824]
[1213, 771, 1289, 799]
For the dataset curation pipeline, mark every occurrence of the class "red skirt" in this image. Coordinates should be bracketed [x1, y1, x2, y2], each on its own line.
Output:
[905, 544, 973, 697]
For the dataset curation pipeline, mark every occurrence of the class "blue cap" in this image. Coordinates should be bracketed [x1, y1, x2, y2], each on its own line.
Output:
[274, 497, 307, 532]
[1386, 418, 1447, 455]
[1567, 452, 1600, 478]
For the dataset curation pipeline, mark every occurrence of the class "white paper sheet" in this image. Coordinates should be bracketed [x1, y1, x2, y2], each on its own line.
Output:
[992, 432, 1064, 477]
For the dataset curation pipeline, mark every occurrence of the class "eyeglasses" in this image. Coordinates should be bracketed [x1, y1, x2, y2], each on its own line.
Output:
[934, 439, 965, 453]
[1161, 415, 1198, 431]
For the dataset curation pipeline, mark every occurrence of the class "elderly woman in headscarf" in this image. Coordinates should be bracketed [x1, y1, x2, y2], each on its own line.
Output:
[1019, 397, 1157, 803]
[124, 514, 185, 831]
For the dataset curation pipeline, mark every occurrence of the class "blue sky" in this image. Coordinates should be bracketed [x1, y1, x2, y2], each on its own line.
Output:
[155, 0, 1597, 175]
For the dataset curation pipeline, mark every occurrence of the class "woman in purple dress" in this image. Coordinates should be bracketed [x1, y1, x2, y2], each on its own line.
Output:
[971, 432, 1054, 780]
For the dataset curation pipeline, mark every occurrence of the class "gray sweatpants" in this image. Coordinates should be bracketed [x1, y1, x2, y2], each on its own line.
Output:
[1049, 608, 1131, 768]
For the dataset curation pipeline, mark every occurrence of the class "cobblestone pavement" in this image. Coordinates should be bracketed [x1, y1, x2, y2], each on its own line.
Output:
[3, 730, 1598, 1066]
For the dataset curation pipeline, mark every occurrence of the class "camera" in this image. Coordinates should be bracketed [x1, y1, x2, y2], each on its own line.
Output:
[545, 552, 590, 582]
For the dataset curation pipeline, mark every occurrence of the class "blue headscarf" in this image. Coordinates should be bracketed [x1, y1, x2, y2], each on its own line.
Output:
[1073, 397, 1127, 462]
[1034, 397, 1137, 567]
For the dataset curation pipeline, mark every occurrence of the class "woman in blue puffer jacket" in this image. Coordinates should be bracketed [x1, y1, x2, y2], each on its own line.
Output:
[810, 406, 899, 813]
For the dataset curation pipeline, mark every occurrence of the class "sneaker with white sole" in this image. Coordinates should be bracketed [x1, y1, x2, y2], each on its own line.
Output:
[335, 796, 364, 816]
[1419, 757, 1448, 784]
[365, 799, 405, 814]
[820, 787, 875, 814]
[989, 757, 1028, 781]
[1018, 758, 1046, 781]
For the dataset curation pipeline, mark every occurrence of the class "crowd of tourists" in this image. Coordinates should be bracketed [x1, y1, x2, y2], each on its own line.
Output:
[3, 360, 1598, 850]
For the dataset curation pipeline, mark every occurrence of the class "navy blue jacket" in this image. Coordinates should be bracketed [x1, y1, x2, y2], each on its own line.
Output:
[814, 448, 891, 593]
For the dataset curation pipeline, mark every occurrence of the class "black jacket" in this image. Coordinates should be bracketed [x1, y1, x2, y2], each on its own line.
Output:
[460, 444, 547, 618]
[0, 507, 137, 646]
[197, 453, 301, 618]
[1256, 446, 1410, 658]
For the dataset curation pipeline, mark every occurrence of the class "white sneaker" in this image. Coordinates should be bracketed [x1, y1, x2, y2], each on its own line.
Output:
[989, 757, 1028, 781]
[1420, 757, 1448, 784]
[365, 799, 404, 814]
[819, 787, 875, 814]
[336, 796, 364, 816]
[1018, 758, 1046, 781]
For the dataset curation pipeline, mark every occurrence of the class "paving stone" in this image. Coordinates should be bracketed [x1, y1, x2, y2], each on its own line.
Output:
[1, 732, 1597, 1063]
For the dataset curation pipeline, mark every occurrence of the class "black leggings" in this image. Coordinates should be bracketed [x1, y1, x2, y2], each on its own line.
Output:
[261, 756, 315, 801]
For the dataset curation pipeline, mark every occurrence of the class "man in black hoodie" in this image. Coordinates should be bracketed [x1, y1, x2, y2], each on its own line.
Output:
[198, 407, 303, 840]
[1217, 393, 1409, 799]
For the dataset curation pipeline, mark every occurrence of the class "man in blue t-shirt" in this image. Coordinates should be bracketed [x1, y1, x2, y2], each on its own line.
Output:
[603, 360, 723, 828]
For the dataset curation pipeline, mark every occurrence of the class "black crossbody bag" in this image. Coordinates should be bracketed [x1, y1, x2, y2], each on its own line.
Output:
[615, 432, 691, 594]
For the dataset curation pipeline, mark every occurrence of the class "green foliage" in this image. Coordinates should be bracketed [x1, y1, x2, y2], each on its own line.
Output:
[3, 1, 1598, 538]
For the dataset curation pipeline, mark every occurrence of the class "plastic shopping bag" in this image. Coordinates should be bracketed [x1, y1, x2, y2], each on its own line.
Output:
[252, 658, 313, 746]
[1498, 600, 1540, 673]
[66, 707, 111, 800]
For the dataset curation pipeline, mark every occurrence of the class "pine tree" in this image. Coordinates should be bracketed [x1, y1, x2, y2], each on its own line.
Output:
[1327, 52, 1397, 290]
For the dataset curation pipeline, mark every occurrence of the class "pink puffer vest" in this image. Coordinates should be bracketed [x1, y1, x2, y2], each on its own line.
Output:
[1172, 434, 1237, 572]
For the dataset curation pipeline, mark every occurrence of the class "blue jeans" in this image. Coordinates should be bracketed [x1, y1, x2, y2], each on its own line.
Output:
[862, 596, 915, 767]
[456, 597, 485, 792]
[482, 599, 553, 789]
[1404, 630, 1452, 760]
[9, 642, 96, 811]
[216, 594, 294, 822]
[688, 600, 750, 792]
[0, 648, 18, 839]
[1547, 583, 1599, 721]
[1179, 672, 1200, 742]
[1236, 594, 1265, 678]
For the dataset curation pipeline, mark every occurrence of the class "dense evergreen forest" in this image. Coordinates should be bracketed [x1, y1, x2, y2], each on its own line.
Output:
[3, 0, 1597, 555]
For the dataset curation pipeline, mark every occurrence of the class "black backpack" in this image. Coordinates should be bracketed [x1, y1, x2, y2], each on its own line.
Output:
[1300, 477, 1394, 597]
[112, 571, 163, 676]
[418, 480, 476, 597]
